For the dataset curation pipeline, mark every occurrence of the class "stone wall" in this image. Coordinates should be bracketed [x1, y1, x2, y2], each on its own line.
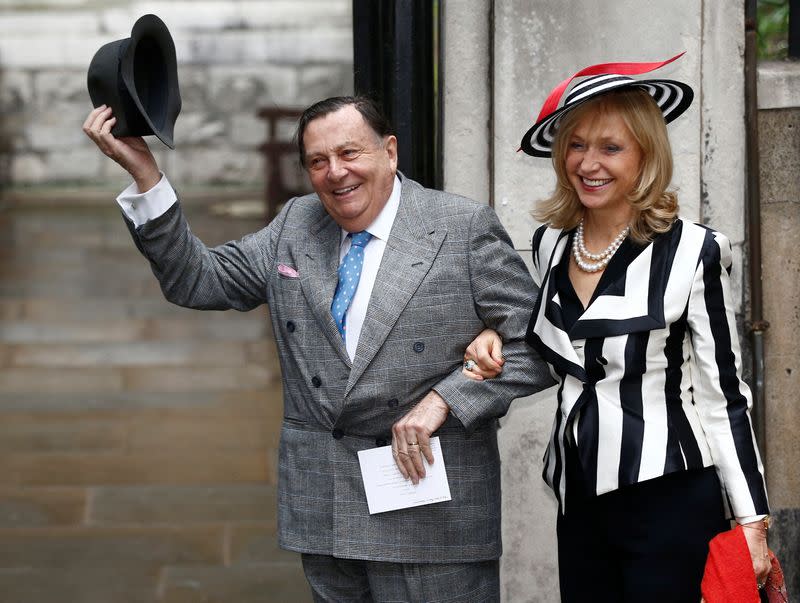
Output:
[0, 1, 353, 190]
[757, 60, 800, 597]
[442, 2, 772, 601]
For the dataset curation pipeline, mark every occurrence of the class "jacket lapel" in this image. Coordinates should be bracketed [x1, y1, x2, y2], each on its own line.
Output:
[346, 179, 445, 395]
[570, 228, 675, 340]
[526, 229, 587, 382]
[298, 208, 351, 366]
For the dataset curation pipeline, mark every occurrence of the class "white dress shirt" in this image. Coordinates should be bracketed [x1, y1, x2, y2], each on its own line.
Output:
[338, 175, 401, 360]
[117, 173, 402, 361]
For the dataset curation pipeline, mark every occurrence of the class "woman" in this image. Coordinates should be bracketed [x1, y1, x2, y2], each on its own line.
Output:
[463, 55, 770, 602]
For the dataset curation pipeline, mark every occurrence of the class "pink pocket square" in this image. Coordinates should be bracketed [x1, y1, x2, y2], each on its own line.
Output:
[277, 264, 299, 278]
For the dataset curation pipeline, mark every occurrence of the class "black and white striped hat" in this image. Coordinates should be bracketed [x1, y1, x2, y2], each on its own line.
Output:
[520, 54, 694, 158]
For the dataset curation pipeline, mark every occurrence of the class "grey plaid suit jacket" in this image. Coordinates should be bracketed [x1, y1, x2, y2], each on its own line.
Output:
[125, 175, 553, 564]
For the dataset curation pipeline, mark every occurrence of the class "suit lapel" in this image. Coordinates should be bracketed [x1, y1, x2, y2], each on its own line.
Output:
[570, 228, 675, 340]
[527, 229, 587, 381]
[298, 209, 351, 366]
[346, 179, 445, 395]
[528, 224, 679, 385]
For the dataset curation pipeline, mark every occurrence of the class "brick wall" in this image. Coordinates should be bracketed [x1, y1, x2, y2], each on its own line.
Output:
[0, 0, 353, 188]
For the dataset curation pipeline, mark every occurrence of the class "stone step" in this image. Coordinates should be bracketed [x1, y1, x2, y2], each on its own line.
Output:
[159, 563, 312, 603]
[0, 390, 282, 418]
[0, 567, 160, 603]
[5, 341, 274, 368]
[0, 451, 276, 486]
[0, 317, 270, 343]
[1, 206, 267, 250]
[1, 257, 156, 284]
[0, 246, 148, 270]
[0, 525, 224, 567]
[0, 416, 125, 452]
[227, 521, 297, 565]
[0, 487, 86, 527]
[0, 276, 164, 299]
[88, 485, 278, 525]
[0, 414, 280, 453]
[0, 367, 125, 394]
[0, 297, 271, 325]
[122, 365, 278, 393]
[0, 365, 277, 393]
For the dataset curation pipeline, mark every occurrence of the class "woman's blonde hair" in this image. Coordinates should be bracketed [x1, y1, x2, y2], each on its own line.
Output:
[533, 88, 679, 243]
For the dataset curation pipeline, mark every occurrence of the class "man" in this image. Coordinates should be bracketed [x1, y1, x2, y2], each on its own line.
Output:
[83, 96, 552, 602]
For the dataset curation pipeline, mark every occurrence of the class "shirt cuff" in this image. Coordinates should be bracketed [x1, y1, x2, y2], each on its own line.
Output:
[736, 514, 767, 525]
[116, 172, 176, 227]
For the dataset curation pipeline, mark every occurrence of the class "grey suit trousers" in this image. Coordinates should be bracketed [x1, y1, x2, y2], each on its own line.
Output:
[301, 554, 500, 603]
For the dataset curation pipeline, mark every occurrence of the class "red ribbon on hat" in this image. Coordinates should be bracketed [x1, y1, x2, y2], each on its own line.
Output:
[535, 52, 686, 122]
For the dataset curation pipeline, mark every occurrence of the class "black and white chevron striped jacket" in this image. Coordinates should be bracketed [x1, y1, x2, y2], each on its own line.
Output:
[526, 217, 769, 519]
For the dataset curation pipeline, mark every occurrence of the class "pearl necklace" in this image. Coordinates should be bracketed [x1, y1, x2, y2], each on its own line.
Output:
[572, 219, 630, 273]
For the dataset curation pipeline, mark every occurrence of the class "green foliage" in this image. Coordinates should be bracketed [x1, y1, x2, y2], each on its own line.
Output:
[758, 0, 790, 59]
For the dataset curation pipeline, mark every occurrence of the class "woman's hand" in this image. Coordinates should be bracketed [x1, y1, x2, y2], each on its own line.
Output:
[741, 519, 771, 589]
[462, 328, 504, 381]
[82, 105, 161, 192]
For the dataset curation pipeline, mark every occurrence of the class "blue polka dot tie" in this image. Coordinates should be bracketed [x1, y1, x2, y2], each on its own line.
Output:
[331, 230, 372, 340]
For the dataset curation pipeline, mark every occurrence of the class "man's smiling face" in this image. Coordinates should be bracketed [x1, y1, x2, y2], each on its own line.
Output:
[303, 105, 398, 232]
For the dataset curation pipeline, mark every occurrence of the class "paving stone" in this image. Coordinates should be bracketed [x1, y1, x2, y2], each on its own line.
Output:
[159, 563, 312, 603]
[0, 487, 86, 527]
[0, 567, 159, 603]
[0, 451, 274, 486]
[0, 525, 224, 567]
[89, 485, 277, 524]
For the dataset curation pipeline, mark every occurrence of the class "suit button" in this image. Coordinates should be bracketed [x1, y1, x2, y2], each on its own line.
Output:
[311, 375, 322, 387]
[286, 321, 296, 332]
[375, 437, 389, 446]
[412, 341, 425, 353]
[332, 429, 344, 439]
[387, 398, 399, 408]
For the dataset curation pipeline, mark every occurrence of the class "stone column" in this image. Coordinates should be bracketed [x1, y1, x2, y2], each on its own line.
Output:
[442, 1, 746, 600]
[757, 61, 800, 595]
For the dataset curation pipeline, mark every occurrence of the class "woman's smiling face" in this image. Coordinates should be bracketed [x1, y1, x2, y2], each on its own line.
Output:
[564, 109, 643, 216]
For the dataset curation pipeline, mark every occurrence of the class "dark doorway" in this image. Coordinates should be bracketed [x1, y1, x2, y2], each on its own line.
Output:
[352, 0, 442, 189]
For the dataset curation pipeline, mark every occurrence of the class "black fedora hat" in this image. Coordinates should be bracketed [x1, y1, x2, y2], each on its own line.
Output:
[520, 53, 694, 158]
[87, 14, 181, 149]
